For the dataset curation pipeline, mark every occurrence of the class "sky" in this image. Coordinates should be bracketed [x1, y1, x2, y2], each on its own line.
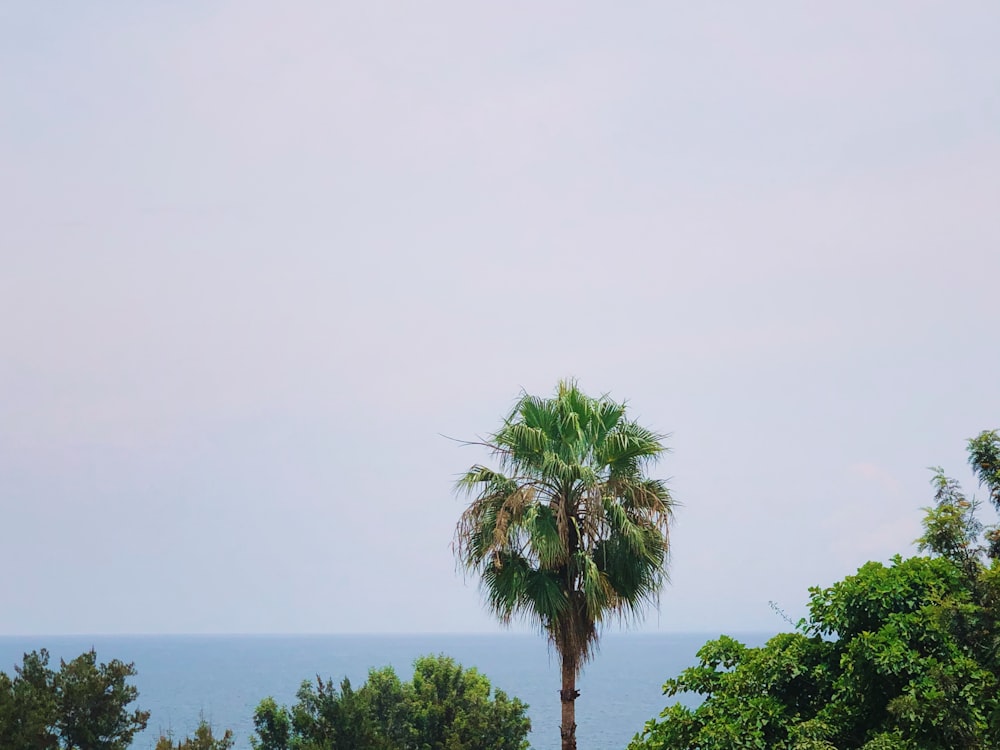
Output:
[1, 2, 999, 635]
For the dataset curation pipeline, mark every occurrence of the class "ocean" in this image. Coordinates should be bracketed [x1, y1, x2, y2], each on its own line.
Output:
[0, 632, 770, 749]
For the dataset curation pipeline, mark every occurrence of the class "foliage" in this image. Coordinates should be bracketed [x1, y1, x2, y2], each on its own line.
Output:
[968, 430, 1000, 558]
[251, 653, 530, 750]
[453, 379, 673, 750]
[155, 719, 235, 750]
[0, 649, 59, 749]
[917, 469, 983, 568]
[967, 430, 1000, 510]
[0, 648, 150, 750]
[630, 434, 1000, 750]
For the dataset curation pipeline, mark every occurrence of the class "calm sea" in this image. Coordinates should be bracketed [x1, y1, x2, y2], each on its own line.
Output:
[0, 633, 770, 750]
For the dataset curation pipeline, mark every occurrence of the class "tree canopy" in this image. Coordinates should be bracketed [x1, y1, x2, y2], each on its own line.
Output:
[0, 648, 149, 750]
[251, 653, 530, 750]
[630, 431, 1000, 750]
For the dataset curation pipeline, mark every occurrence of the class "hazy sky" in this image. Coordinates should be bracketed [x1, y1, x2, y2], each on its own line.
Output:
[2, 2, 999, 635]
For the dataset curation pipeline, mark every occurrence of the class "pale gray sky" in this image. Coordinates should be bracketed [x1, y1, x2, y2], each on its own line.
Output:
[2, 2, 999, 634]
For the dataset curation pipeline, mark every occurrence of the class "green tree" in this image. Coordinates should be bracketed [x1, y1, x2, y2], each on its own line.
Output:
[0, 649, 149, 750]
[968, 429, 1000, 558]
[251, 698, 291, 750]
[967, 429, 1000, 508]
[631, 553, 1000, 750]
[251, 654, 529, 750]
[286, 675, 378, 750]
[359, 666, 406, 747]
[401, 655, 529, 750]
[155, 719, 235, 750]
[454, 380, 674, 750]
[630, 436, 1000, 750]
[53, 649, 150, 750]
[0, 649, 59, 749]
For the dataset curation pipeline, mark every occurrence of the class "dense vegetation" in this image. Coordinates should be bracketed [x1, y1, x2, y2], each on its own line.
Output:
[0, 651, 526, 750]
[250, 654, 530, 750]
[630, 430, 1000, 750]
[0, 648, 149, 750]
[455, 380, 673, 750]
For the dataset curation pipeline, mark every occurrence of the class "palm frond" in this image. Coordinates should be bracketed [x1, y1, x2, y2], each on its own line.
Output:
[525, 504, 565, 568]
[523, 569, 570, 621]
[453, 380, 673, 675]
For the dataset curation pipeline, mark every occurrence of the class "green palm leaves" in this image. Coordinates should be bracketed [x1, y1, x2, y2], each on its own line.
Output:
[454, 379, 674, 669]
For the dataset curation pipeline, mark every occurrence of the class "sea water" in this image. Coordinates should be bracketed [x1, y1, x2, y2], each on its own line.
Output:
[0, 632, 771, 749]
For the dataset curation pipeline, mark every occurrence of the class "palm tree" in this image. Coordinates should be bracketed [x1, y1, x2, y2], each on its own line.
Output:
[454, 380, 674, 750]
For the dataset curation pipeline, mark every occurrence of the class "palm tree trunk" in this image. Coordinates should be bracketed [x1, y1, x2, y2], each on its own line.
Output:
[560, 654, 579, 750]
